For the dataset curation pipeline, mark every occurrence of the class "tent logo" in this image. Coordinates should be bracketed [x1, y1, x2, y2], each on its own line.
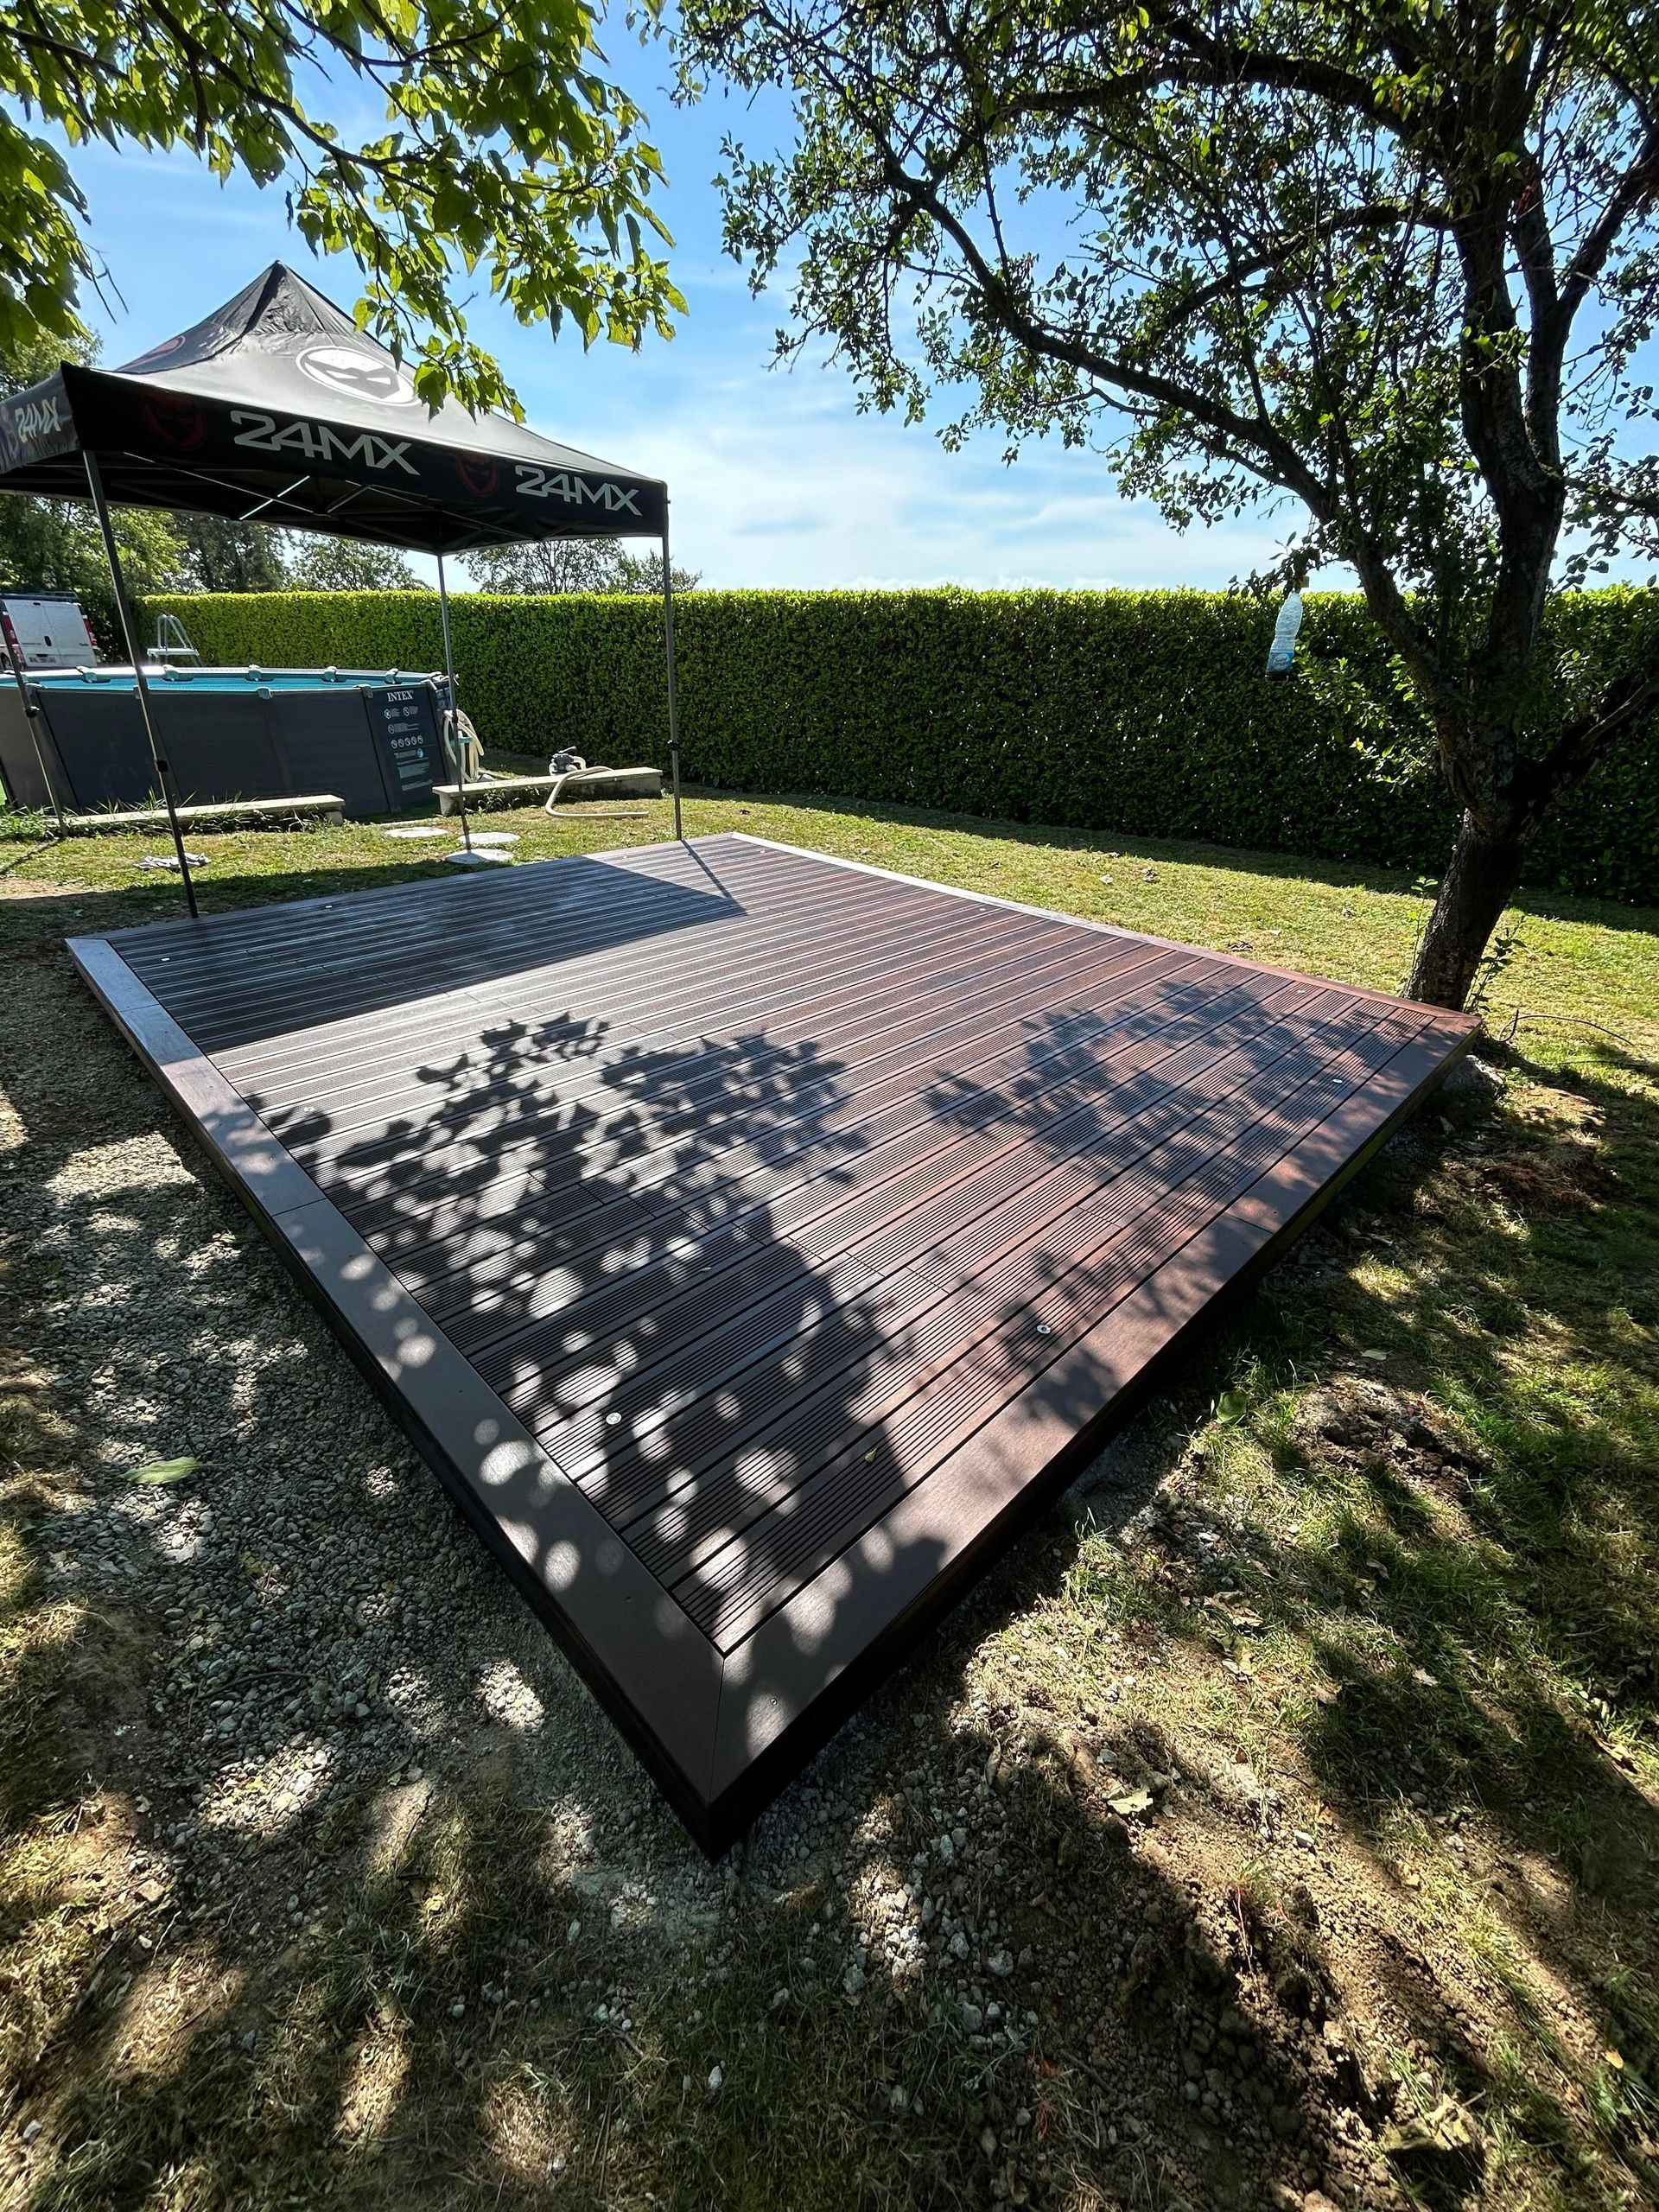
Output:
[455, 454, 499, 498]
[296, 345, 419, 408]
[139, 393, 209, 451]
[7, 394, 64, 447]
[513, 462, 642, 516]
[231, 410, 418, 475]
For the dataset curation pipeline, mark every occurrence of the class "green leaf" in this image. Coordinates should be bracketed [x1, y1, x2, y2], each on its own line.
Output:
[130, 1455, 198, 1486]
[0, 0, 685, 413]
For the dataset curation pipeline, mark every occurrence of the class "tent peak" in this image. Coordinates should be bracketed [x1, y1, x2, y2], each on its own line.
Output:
[115, 260, 362, 378]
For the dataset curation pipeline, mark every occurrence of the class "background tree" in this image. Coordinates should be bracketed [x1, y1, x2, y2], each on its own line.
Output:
[173, 516, 295, 595]
[466, 541, 701, 592]
[680, 0, 1659, 1007]
[288, 538, 426, 591]
[3, 0, 683, 413]
[0, 334, 186, 648]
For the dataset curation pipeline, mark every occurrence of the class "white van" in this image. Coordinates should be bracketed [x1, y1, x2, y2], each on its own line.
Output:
[0, 594, 99, 672]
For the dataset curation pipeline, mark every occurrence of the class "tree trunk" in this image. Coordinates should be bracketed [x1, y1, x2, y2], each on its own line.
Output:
[1406, 809, 1528, 1011]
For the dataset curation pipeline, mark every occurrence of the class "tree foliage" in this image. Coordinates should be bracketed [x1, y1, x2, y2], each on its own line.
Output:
[679, 0, 1659, 1004]
[288, 537, 425, 591]
[465, 539, 700, 592]
[3, 0, 684, 413]
[172, 515, 293, 595]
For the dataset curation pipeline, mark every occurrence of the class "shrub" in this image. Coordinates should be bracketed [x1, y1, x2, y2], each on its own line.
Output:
[141, 586, 1659, 902]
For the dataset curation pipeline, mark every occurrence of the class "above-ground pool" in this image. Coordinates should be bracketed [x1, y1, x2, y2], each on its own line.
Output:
[0, 665, 448, 818]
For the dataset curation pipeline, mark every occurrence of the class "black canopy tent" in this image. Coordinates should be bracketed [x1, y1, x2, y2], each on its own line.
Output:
[0, 263, 683, 911]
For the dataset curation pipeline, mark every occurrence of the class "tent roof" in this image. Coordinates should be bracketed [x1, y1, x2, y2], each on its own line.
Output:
[0, 264, 666, 554]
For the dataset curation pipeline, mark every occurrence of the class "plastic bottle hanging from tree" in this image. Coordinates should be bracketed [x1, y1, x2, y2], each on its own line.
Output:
[1266, 592, 1304, 677]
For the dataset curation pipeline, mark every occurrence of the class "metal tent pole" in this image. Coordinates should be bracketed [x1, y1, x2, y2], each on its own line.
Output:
[661, 514, 683, 842]
[435, 550, 474, 853]
[3, 654, 66, 834]
[84, 452, 198, 918]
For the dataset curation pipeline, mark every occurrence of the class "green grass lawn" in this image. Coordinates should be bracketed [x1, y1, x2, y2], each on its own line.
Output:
[7, 780, 1654, 1050]
[2, 784, 1656, 2210]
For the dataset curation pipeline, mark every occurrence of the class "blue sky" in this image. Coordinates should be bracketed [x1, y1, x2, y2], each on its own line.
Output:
[56, 54, 1307, 595]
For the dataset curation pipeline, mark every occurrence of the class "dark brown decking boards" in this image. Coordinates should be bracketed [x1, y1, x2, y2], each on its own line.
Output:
[68, 833, 1478, 1849]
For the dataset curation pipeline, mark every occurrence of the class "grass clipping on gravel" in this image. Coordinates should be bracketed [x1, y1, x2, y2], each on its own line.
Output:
[0, 785, 1656, 2212]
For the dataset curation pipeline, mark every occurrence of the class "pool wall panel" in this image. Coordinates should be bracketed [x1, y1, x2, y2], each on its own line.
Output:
[263, 690, 385, 817]
[0, 671, 444, 817]
[0, 683, 62, 810]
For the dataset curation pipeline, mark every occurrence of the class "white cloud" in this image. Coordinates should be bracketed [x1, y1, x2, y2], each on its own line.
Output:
[517, 330, 1299, 591]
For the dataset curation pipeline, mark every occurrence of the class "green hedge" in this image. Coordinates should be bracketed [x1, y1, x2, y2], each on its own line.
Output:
[142, 586, 1659, 902]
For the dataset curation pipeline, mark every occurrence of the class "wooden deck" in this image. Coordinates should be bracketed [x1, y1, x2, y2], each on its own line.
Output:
[69, 834, 1477, 1848]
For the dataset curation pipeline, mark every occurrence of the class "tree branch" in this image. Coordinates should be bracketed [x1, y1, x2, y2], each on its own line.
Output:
[1557, 129, 1659, 328]
[1141, 201, 1454, 343]
[1153, 15, 1408, 136]
[859, 124, 1456, 715]
[1526, 125, 1659, 468]
[1528, 639, 1659, 817]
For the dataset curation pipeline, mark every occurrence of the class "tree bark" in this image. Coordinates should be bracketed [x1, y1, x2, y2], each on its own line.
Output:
[1406, 809, 1529, 1010]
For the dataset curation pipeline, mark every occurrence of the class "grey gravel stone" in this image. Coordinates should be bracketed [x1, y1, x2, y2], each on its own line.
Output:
[1440, 1054, 1502, 1101]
